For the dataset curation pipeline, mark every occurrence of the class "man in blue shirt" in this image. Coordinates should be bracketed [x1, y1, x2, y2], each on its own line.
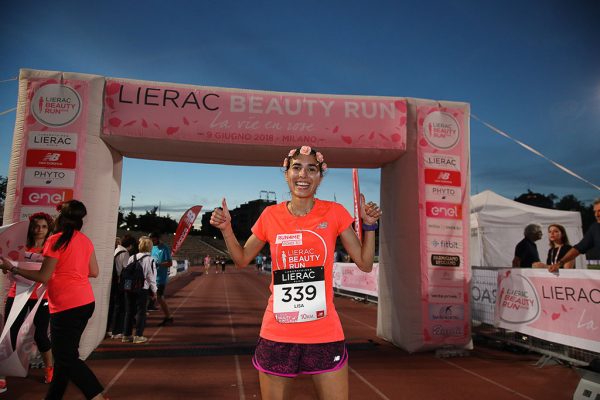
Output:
[150, 231, 174, 326]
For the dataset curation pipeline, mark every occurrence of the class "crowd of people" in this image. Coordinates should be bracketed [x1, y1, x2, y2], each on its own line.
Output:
[0, 203, 175, 399]
[1, 145, 598, 400]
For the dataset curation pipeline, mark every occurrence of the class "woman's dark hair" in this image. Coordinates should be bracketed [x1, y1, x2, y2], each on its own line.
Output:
[548, 224, 570, 247]
[26, 212, 54, 248]
[52, 200, 87, 251]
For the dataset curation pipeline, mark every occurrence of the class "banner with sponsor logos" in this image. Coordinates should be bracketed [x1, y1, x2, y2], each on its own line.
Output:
[12, 78, 88, 221]
[495, 268, 600, 352]
[102, 80, 407, 151]
[417, 106, 470, 346]
[471, 267, 499, 325]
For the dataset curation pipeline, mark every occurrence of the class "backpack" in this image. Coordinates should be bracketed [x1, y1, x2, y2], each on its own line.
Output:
[121, 254, 148, 294]
[112, 250, 127, 287]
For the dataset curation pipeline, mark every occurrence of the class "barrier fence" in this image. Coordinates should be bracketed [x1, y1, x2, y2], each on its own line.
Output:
[332, 263, 599, 365]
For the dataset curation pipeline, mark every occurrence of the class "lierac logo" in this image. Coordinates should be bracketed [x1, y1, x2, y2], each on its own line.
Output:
[31, 84, 82, 127]
[423, 111, 460, 150]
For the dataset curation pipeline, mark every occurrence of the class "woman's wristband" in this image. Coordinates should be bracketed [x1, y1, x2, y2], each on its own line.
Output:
[363, 222, 379, 231]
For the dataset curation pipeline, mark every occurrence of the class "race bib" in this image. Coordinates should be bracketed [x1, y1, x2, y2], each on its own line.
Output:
[273, 266, 326, 323]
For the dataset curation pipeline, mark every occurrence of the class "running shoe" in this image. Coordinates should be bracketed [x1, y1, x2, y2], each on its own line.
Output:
[133, 336, 148, 344]
[111, 333, 123, 340]
[121, 336, 133, 343]
[0, 377, 6, 393]
[44, 367, 54, 384]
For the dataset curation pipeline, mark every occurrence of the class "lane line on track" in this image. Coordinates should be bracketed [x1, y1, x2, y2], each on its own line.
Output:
[337, 311, 377, 331]
[224, 273, 246, 400]
[349, 366, 391, 400]
[149, 272, 206, 342]
[105, 270, 206, 392]
[440, 359, 535, 400]
[104, 358, 135, 393]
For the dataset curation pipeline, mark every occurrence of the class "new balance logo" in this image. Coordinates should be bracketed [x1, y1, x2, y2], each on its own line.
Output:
[42, 153, 61, 162]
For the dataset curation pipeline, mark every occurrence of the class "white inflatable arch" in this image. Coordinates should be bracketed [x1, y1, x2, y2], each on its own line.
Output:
[3, 69, 470, 357]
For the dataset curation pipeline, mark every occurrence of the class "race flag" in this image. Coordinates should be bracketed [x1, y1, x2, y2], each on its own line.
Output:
[172, 205, 202, 255]
[352, 168, 362, 242]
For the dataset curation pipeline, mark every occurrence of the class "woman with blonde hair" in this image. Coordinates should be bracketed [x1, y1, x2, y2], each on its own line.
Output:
[122, 236, 157, 344]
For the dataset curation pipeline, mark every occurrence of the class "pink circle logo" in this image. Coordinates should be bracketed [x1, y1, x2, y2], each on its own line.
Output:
[31, 84, 81, 127]
[423, 111, 460, 150]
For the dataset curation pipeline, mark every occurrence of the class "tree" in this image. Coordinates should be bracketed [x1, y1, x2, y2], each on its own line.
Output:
[0, 175, 6, 204]
[137, 207, 177, 234]
[514, 190, 555, 209]
[515, 191, 595, 233]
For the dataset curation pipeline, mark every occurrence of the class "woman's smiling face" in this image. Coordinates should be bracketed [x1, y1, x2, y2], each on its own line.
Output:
[285, 153, 322, 198]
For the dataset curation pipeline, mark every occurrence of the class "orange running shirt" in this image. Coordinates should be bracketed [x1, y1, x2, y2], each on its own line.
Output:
[252, 199, 353, 344]
[43, 231, 95, 314]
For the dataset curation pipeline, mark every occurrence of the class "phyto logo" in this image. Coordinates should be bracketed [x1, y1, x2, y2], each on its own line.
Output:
[31, 84, 82, 127]
[423, 111, 460, 150]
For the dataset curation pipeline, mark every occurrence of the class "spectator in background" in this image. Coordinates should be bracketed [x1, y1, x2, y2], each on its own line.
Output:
[149, 231, 174, 326]
[107, 235, 136, 339]
[204, 254, 211, 275]
[1, 200, 107, 400]
[122, 236, 157, 344]
[551, 199, 600, 272]
[255, 253, 263, 273]
[544, 224, 574, 270]
[2, 212, 55, 390]
[512, 223, 545, 268]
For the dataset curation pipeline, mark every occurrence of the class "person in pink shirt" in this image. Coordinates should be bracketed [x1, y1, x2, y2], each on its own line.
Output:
[2, 212, 55, 388]
[211, 146, 382, 400]
[1, 200, 108, 400]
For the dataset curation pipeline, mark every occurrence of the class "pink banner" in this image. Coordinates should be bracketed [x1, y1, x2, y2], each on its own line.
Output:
[102, 80, 407, 149]
[333, 262, 379, 297]
[172, 205, 202, 255]
[13, 78, 89, 222]
[417, 106, 470, 346]
[495, 269, 600, 352]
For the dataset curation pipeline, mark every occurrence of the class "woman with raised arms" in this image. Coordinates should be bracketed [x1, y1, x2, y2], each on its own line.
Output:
[210, 145, 381, 400]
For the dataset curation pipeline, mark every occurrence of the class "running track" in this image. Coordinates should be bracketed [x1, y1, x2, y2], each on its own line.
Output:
[5, 265, 581, 399]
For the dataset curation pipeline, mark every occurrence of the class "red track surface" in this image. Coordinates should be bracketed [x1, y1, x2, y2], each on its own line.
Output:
[4, 266, 581, 399]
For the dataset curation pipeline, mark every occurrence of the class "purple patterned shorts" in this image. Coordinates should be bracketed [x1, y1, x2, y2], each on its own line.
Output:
[252, 337, 348, 377]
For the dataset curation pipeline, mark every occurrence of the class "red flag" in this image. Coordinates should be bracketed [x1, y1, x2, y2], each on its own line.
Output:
[352, 169, 362, 241]
[172, 205, 202, 255]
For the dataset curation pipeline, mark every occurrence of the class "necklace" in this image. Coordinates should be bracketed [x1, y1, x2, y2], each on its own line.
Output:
[288, 199, 315, 217]
[552, 245, 563, 264]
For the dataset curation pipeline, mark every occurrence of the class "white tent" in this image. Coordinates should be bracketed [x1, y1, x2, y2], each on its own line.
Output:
[470, 190, 585, 268]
